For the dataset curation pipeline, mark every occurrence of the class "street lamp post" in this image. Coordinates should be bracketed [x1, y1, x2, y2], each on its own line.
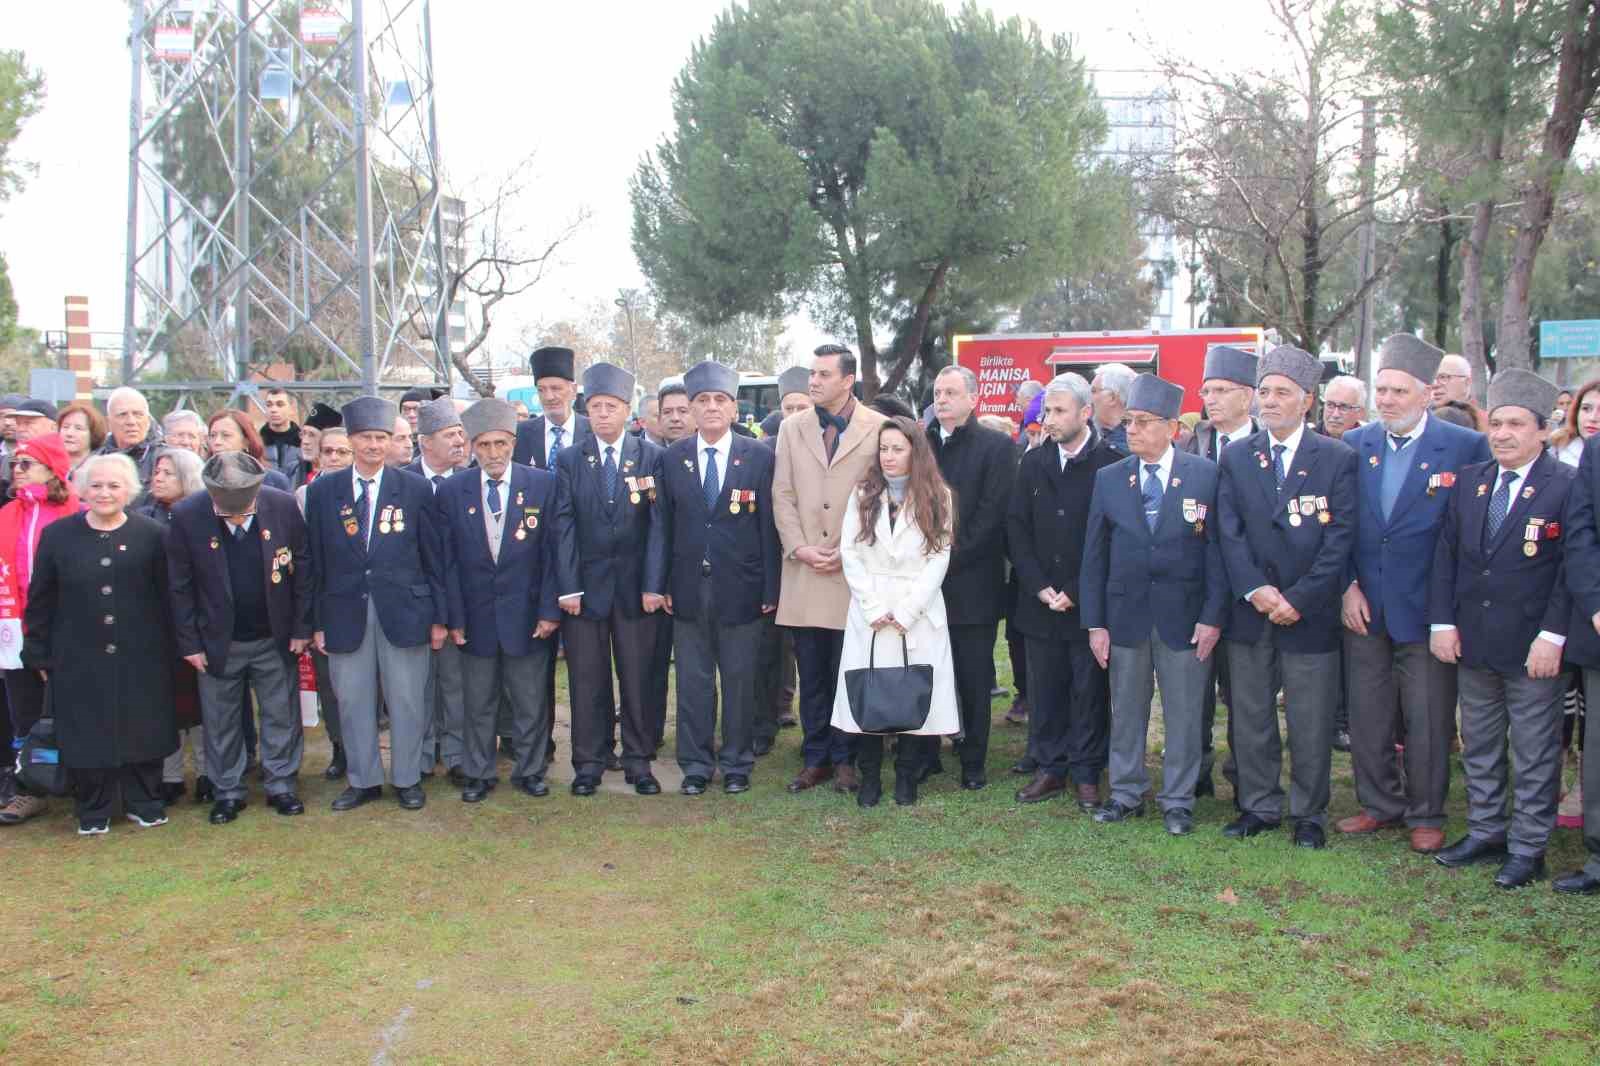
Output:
[614, 292, 639, 380]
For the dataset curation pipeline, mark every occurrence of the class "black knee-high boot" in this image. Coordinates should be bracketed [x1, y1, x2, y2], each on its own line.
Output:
[894, 735, 925, 806]
[857, 735, 883, 807]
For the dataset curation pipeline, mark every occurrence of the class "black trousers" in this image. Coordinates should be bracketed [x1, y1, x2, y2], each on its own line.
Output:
[753, 616, 793, 747]
[1006, 622, 1028, 701]
[1199, 648, 1236, 786]
[74, 759, 163, 823]
[565, 610, 658, 778]
[648, 615, 673, 747]
[1024, 636, 1108, 784]
[792, 627, 852, 768]
[311, 647, 341, 747]
[857, 733, 933, 781]
[4, 669, 45, 797]
[948, 621, 1000, 775]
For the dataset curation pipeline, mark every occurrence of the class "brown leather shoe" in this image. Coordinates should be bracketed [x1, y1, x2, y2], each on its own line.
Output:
[1409, 827, 1445, 853]
[1075, 782, 1100, 812]
[1336, 812, 1403, 834]
[833, 765, 860, 793]
[786, 766, 834, 793]
[1016, 772, 1066, 804]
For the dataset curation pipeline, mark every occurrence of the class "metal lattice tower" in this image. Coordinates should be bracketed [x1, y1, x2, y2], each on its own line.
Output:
[122, 0, 449, 402]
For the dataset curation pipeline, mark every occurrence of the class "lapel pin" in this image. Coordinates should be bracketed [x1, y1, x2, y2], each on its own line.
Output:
[1369, 455, 1379, 467]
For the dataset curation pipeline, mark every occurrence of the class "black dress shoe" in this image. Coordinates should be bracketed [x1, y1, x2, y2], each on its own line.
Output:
[681, 775, 708, 796]
[1093, 800, 1145, 824]
[571, 776, 599, 797]
[396, 784, 426, 811]
[1494, 854, 1546, 889]
[194, 775, 216, 803]
[323, 745, 346, 781]
[960, 774, 987, 791]
[1292, 820, 1326, 849]
[1164, 808, 1193, 835]
[1010, 756, 1038, 775]
[1553, 869, 1600, 895]
[208, 798, 246, 825]
[331, 785, 383, 811]
[606, 752, 624, 772]
[1434, 834, 1508, 868]
[753, 738, 773, 757]
[634, 775, 661, 796]
[723, 774, 750, 794]
[266, 793, 305, 816]
[160, 781, 187, 804]
[447, 766, 468, 788]
[462, 780, 491, 803]
[513, 777, 549, 798]
[1222, 813, 1281, 838]
[1194, 775, 1215, 799]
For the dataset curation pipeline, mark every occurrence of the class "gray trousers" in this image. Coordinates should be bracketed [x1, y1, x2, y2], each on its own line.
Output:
[1108, 629, 1209, 811]
[1229, 631, 1337, 826]
[1458, 665, 1564, 857]
[566, 611, 657, 778]
[1345, 629, 1455, 828]
[310, 647, 341, 747]
[328, 601, 432, 790]
[675, 576, 763, 779]
[460, 643, 553, 784]
[421, 642, 465, 771]
[1582, 668, 1600, 876]
[198, 638, 301, 801]
[162, 726, 207, 783]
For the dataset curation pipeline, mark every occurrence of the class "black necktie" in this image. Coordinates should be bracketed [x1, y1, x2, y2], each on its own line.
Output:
[487, 479, 503, 518]
[1389, 433, 1411, 452]
[1272, 443, 1287, 488]
[355, 478, 372, 547]
[603, 446, 618, 504]
[431, 474, 444, 493]
[1486, 469, 1517, 540]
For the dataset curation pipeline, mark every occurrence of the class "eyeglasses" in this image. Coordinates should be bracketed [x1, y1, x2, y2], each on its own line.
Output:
[1120, 416, 1170, 431]
[11, 459, 36, 474]
[1197, 384, 1248, 399]
[1322, 401, 1363, 414]
[1433, 373, 1468, 382]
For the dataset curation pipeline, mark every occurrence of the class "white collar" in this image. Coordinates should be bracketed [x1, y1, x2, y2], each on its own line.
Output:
[1496, 455, 1539, 486]
[1265, 421, 1306, 457]
[351, 464, 383, 493]
[696, 431, 732, 460]
[418, 456, 453, 480]
[1137, 445, 1176, 483]
[1388, 411, 1428, 446]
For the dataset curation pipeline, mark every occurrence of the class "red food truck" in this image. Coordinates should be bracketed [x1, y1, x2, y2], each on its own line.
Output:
[953, 328, 1266, 423]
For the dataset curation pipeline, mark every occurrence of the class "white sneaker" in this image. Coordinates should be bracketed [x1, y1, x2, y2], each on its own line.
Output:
[125, 811, 169, 828]
[77, 819, 110, 835]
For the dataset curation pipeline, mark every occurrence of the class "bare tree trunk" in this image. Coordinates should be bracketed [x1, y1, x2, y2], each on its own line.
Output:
[1458, 153, 1503, 391]
[881, 258, 951, 397]
[1494, 0, 1600, 371]
[1433, 210, 1457, 349]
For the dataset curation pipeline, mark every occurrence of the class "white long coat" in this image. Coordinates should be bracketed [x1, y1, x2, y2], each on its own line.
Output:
[830, 488, 959, 736]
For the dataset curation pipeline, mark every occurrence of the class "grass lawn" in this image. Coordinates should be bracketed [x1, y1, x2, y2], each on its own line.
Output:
[3, 649, 1597, 1065]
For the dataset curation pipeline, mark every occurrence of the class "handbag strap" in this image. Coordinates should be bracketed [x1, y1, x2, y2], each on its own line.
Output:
[865, 629, 911, 667]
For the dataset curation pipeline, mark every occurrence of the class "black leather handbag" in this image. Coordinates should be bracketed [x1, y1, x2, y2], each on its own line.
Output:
[845, 631, 933, 734]
[18, 716, 68, 797]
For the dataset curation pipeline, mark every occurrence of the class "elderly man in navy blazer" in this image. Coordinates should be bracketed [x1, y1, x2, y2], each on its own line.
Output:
[1082, 374, 1227, 836]
[513, 346, 593, 469]
[1216, 346, 1358, 848]
[435, 399, 562, 802]
[1556, 434, 1600, 895]
[167, 452, 312, 824]
[554, 363, 668, 797]
[655, 361, 781, 796]
[1430, 369, 1575, 889]
[305, 396, 447, 813]
[1339, 335, 1490, 854]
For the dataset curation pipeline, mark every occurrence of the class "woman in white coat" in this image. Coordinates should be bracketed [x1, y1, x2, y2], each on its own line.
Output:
[831, 417, 959, 806]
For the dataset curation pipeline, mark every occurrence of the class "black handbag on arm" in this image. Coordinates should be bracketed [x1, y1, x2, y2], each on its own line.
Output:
[18, 716, 68, 797]
[845, 630, 933, 734]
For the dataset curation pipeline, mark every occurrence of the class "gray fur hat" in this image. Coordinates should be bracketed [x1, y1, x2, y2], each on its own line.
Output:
[461, 398, 518, 441]
[1378, 334, 1445, 387]
[1256, 345, 1322, 394]
[1127, 373, 1183, 420]
[684, 360, 738, 400]
[1202, 345, 1258, 387]
[777, 365, 811, 400]
[202, 450, 266, 516]
[582, 362, 636, 403]
[342, 396, 398, 435]
[1486, 368, 1560, 420]
[416, 397, 461, 436]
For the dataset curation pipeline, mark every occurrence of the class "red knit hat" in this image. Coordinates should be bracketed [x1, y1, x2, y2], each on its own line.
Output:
[17, 433, 72, 484]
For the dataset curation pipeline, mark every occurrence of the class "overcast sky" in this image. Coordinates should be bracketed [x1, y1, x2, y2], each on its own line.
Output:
[0, 0, 1248, 367]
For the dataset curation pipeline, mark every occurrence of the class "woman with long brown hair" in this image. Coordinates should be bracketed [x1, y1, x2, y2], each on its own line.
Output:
[206, 410, 294, 492]
[830, 416, 960, 807]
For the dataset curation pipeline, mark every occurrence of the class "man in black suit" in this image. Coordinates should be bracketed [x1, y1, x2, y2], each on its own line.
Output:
[555, 363, 668, 796]
[1215, 346, 1358, 848]
[1006, 374, 1120, 808]
[1431, 369, 1575, 889]
[513, 346, 593, 469]
[399, 386, 446, 463]
[1556, 433, 1600, 895]
[1081, 374, 1228, 836]
[645, 383, 695, 750]
[654, 361, 781, 795]
[305, 397, 447, 812]
[167, 452, 312, 824]
[927, 365, 1018, 789]
[435, 399, 562, 801]
[752, 366, 809, 755]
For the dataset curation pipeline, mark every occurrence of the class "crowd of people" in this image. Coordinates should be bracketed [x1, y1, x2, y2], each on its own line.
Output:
[2, 335, 1599, 898]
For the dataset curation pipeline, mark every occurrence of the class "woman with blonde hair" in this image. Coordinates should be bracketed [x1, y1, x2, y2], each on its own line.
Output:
[831, 416, 961, 807]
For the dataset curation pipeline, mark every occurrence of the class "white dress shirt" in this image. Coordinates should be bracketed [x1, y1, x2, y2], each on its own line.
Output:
[696, 431, 733, 498]
[544, 413, 575, 468]
[351, 465, 383, 547]
[418, 456, 453, 487]
[1265, 422, 1307, 476]
[1057, 428, 1092, 471]
[1138, 444, 1176, 491]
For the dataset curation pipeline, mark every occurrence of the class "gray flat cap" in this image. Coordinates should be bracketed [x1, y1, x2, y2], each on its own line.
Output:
[203, 450, 266, 516]
[684, 360, 738, 400]
[1486, 368, 1560, 420]
[342, 396, 398, 435]
[1202, 345, 1258, 387]
[416, 397, 461, 436]
[582, 362, 635, 403]
[461, 398, 518, 441]
[1378, 334, 1444, 386]
[530, 346, 575, 381]
[1257, 345, 1322, 394]
[1127, 373, 1184, 420]
[778, 366, 811, 399]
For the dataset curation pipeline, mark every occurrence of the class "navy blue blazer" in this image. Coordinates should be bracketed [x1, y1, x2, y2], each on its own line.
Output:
[553, 433, 666, 620]
[654, 433, 780, 624]
[1565, 436, 1600, 669]
[433, 463, 560, 659]
[513, 412, 592, 469]
[166, 486, 311, 675]
[1080, 449, 1229, 650]
[1348, 416, 1490, 644]
[1216, 429, 1358, 653]
[304, 466, 445, 654]
[1430, 452, 1575, 675]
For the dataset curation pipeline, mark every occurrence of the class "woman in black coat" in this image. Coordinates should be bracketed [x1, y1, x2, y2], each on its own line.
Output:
[23, 452, 177, 835]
